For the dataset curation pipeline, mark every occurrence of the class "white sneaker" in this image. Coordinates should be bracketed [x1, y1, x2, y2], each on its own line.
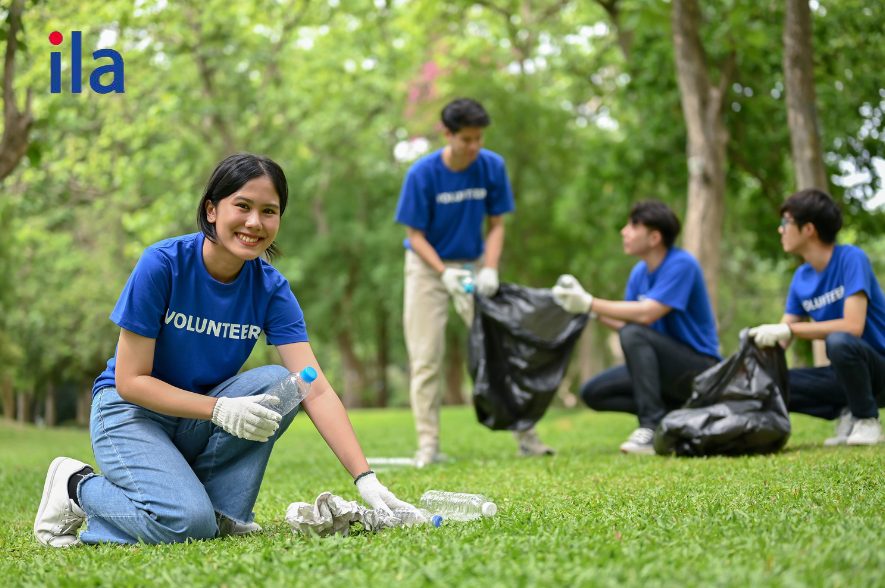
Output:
[846, 417, 883, 446]
[823, 408, 856, 446]
[514, 429, 555, 456]
[619, 427, 656, 455]
[217, 514, 262, 537]
[34, 457, 90, 547]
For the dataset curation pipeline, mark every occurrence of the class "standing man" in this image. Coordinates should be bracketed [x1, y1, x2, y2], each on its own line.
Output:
[749, 189, 884, 445]
[552, 200, 721, 454]
[395, 98, 553, 466]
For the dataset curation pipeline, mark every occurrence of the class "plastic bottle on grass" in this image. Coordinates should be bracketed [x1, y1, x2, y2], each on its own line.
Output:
[392, 508, 443, 528]
[418, 490, 497, 522]
[261, 366, 318, 416]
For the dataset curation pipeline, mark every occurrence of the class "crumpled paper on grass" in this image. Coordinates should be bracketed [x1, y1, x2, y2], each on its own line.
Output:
[285, 491, 427, 537]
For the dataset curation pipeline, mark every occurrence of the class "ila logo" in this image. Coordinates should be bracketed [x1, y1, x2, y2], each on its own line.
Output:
[49, 31, 125, 94]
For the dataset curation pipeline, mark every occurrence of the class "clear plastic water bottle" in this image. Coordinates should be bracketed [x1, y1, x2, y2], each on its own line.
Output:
[391, 508, 443, 528]
[418, 490, 497, 522]
[461, 275, 475, 294]
[261, 366, 318, 416]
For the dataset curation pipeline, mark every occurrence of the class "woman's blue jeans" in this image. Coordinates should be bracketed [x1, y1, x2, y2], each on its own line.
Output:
[78, 365, 296, 545]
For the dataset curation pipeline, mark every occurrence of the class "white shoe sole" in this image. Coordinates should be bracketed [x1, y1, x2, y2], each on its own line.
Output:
[846, 437, 884, 446]
[34, 457, 85, 547]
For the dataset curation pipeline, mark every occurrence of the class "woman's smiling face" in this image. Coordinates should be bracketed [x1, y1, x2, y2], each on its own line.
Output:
[205, 175, 281, 262]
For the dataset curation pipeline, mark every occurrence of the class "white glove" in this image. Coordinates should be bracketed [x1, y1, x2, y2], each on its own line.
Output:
[211, 395, 281, 442]
[355, 472, 417, 515]
[476, 267, 499, 297]
[748, 323, 793, 347]
[551, 274, 594, 314]
[441, 268, 472, 296]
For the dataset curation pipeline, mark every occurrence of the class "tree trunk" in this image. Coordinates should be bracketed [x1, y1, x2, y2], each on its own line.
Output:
[784, 0, 829, 367]
[45, 382, 57, 427]
[374, 304, 390, 407]
[443, 326, 465, 405]
[0, 0, 33, 181]
[2, 375, 13, 421]
[784, 0, 828, 191]
[76, 380, 92, 427]
[16, 389, 30, 423]
[671, 0, 732, 310]
[335, 330, 367, 409]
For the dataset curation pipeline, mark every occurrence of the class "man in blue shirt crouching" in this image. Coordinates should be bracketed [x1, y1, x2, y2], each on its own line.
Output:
[749, 189, 885, 445]
[552, 201, 721, 454]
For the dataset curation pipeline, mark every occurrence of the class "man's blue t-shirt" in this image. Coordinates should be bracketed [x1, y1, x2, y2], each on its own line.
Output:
[625, 248, 720, 359]
[394, 148, 515, 260]
[93, 232, 309, 396]
[785, 244, 885, 353]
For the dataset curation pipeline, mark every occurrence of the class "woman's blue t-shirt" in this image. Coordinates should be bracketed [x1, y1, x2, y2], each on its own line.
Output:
[785, 244, 885, 353]
[625, 248, 720, 359]
[92, 232, 309, 396]
[394, 148, 515, 260]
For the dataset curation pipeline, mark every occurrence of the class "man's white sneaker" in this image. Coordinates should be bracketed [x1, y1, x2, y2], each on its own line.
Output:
[217, 514, 262, 537]
[514, 428, 555, 456]
[34, 457, 90, 547]
[619, 427, 656, 455]
[823, 408, 856, 446]
[846, 417, 883, 446]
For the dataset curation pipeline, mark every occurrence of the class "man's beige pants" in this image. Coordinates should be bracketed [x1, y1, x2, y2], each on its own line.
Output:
[403, 250, 475, 452]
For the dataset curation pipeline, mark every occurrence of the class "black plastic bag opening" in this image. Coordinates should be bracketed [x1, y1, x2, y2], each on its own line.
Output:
[654, 329, 791, 457]
[468, 283, 588, 431]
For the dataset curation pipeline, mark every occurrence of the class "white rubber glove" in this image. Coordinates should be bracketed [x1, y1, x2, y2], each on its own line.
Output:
[211, 395, 281, 442]
[476, 267, 499, 297]
[441, 268, 472, 296]
[355, 472, 418, 515]
[748, 323, 792, 347]
[551, 274, 594, 314]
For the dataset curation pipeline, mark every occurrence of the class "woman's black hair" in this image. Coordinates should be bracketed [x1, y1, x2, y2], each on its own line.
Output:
[196, 153, 289, 260]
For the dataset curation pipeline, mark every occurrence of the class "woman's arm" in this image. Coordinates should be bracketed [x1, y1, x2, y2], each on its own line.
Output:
[115, 328, 217, 419]
[276, 341, 370, 479]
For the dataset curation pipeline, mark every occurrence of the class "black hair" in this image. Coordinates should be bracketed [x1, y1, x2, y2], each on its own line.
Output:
[441, 98, 491, 133]
[196, 153, 288, 260]
[779, 188, 842, 244]
[629, 200, 681, 249]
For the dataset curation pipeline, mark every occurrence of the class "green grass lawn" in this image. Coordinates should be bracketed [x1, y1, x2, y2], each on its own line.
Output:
[1, 407, 883, 587]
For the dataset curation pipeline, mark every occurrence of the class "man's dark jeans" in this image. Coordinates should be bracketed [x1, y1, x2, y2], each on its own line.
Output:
[580, 323, 719, 429]
[789, 332, 885, 420]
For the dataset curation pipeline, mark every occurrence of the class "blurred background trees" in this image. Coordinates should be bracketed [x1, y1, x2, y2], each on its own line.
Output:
[1, 0, 882, 425]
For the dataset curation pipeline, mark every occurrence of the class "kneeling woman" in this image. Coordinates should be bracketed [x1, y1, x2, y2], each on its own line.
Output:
[35, 153, 412, 546]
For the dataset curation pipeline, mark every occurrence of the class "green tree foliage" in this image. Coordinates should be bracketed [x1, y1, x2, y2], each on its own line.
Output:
[0, 0, 882, 422]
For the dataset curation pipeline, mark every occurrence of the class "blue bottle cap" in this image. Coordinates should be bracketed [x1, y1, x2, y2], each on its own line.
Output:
[300, 366, 318, 383]
[431, 515, 443, 527]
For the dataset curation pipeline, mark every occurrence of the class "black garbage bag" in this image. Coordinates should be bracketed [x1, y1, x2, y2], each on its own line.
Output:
[468, 283, 588, 431]
[654, 329, 791, 457]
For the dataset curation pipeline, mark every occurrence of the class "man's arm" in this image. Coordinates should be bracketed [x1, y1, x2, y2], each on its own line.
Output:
[406, 227, 446, 274]
[552, 275, 670, 329]
[482, 215, 505, 270]
[787, 293, 868, 340]
[591, 297, 671, 326]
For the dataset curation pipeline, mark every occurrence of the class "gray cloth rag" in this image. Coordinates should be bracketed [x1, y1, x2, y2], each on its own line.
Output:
[285, 492, 428, 537]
